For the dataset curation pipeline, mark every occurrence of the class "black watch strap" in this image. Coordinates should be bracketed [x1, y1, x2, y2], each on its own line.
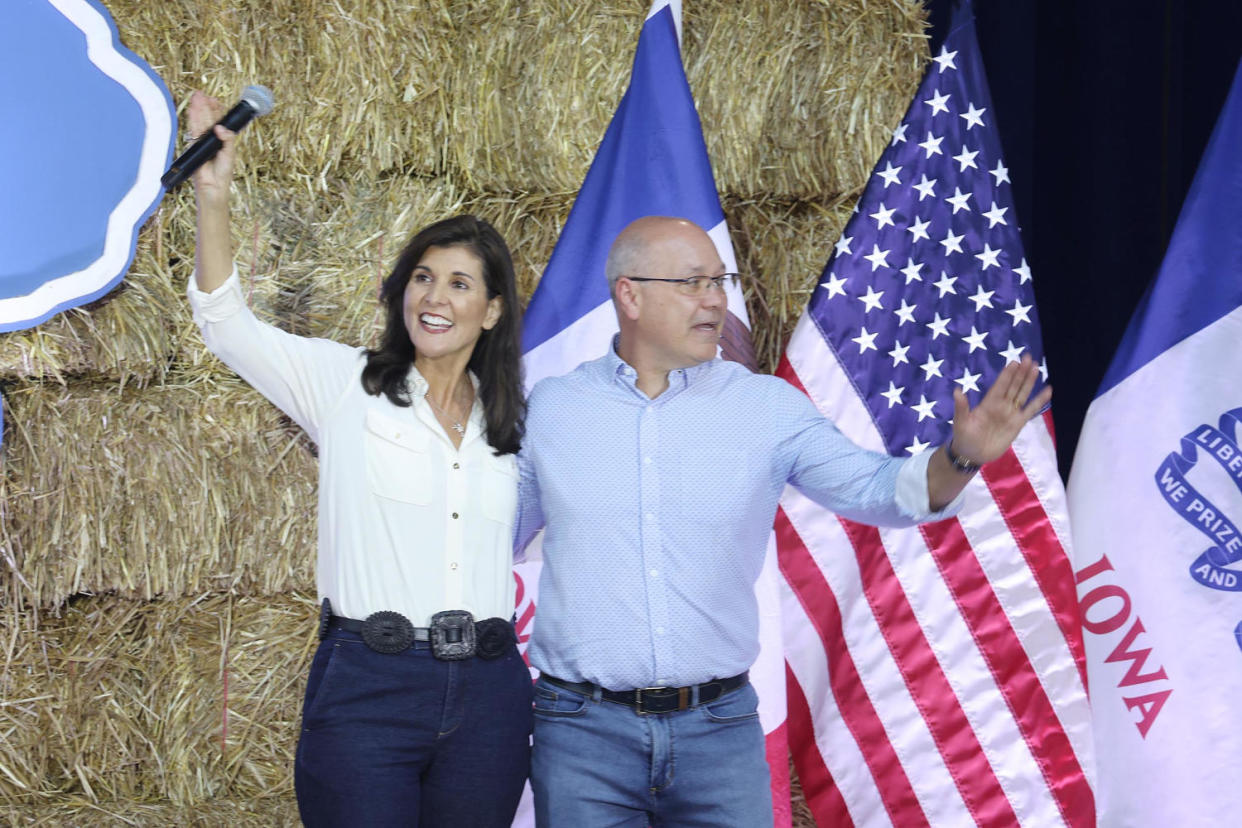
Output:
[943, 441, 981, 474]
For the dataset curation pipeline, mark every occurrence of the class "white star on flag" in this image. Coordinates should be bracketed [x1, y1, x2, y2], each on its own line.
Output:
[858, 285, 885, 312]
[919, 131, 945, 157]
[878, 161, 903, 187]
[880, 381, 904, 408]
[851, 327, 878, 352]
[982, 201, 1009, 227]
[932, 45, 958, 73]
[907, 216, 932, 242]
[863, 244, 891, 271]
[870, 203, 897, 229]
[900, 258, 924, 283]
[914, 174, 938, 200]
[820, 272, 847, 298]
[976, 243, 1002, 269]
[946, 187, 973, 213]
[925, 89, 951, 116]
[960, 102, 987, 129]
[911, 394, 938, 421]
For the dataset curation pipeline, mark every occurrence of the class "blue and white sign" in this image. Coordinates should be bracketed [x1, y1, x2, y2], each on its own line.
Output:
[0, 0, 174, 333]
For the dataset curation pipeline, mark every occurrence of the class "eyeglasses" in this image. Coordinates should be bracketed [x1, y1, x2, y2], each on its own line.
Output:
[624, 273, 740, 296]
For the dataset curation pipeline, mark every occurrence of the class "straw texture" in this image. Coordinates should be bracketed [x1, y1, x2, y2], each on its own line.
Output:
[0, 0, 929, 823]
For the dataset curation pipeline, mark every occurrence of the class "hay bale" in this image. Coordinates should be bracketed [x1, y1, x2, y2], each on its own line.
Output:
[726, 196, 856, 373]
[105, 0, 457, 186]
[0, 220, 184, 386]
[690, 0, 928, 200]
[0, 380, 317, 607]
[101, 0, 924, 200]
[0, 593, 314, 806]
[0, 798, 299, 827]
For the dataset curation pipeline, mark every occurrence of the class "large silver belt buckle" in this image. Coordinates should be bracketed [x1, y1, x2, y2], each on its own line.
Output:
[430, 610, 476, 660]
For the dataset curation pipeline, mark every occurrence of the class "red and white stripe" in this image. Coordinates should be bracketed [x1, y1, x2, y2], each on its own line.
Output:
[778, 315, 1095, 827]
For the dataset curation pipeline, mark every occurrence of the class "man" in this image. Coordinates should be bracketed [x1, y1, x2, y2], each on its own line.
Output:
[516, 216, 1048, 826]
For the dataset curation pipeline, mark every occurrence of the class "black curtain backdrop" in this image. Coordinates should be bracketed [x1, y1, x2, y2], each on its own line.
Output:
[926, 0, 1242, 479]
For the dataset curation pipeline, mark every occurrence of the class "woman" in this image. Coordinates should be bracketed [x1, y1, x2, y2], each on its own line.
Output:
[186, 92, 532, 826]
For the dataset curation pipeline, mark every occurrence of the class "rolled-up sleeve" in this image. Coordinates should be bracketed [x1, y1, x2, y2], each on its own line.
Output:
[780, 385, 963, 527]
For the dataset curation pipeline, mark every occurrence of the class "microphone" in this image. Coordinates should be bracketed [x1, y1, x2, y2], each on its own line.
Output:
[161, 84, 274, 190]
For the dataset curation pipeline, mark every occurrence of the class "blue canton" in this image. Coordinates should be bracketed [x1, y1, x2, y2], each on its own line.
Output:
[516, 345, 951, 690]
[812, 34, 1047, 455]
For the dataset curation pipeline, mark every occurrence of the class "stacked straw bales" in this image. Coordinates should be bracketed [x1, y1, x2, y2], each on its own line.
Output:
[0, 0, 928, 823]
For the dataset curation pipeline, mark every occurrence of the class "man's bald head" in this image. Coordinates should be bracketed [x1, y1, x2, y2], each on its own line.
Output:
[604, 216, 715, 296]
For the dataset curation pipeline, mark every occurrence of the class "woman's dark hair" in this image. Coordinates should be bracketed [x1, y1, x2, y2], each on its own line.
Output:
[361, 215, 525, 455]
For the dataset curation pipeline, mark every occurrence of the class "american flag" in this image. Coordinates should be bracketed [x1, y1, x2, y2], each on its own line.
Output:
[777, 6, 1096, 826]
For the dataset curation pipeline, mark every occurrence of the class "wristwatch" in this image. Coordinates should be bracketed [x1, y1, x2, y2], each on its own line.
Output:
[943, 441, 981, 474]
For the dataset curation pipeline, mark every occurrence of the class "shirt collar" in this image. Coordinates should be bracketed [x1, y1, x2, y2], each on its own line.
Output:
[406, 365, 485, 425]
[602, 334, 714, 394]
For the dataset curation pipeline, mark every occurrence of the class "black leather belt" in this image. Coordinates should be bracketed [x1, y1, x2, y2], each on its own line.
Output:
[326, 615, 432, 639]
[541, 671, 749, 715]
[317, 599, 515, 660]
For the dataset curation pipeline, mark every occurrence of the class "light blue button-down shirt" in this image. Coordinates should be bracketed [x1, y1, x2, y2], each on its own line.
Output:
[516, 345, 955, 690]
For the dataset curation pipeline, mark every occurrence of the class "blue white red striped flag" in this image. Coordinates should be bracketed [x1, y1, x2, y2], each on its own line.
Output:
[777, 4, 1096, 825]
[1067, 56, 1242, 828]
[514, 1, 787, 824]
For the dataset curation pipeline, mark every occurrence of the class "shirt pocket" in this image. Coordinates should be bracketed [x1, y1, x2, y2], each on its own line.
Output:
[480, 453, 519, 526]
[363, 408, 433, 505]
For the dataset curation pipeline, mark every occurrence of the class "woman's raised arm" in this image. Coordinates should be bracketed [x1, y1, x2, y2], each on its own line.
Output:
[188, 91, 239, 294]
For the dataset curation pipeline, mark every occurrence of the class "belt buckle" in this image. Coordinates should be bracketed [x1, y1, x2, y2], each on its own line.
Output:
[634, 685, 690, 715]
[430, 610, 476, 660]
[361, 610, 416, 654]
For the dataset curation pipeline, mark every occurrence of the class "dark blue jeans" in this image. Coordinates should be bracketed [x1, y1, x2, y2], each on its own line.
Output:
[295, 628, 533, 827]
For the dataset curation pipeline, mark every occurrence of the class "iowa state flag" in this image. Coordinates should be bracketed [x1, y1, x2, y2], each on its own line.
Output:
[1068, 56, 1242, 828]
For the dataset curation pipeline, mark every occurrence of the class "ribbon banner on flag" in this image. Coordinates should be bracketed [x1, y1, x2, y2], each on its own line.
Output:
[1068, 55, 1242, 827]
[777, 3, 1095, 825]
[515, 1, 788, 824]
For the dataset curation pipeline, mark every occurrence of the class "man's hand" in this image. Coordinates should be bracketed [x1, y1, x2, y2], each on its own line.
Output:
[925, 355, 1050, 511]
[949, 354, 1051, 467]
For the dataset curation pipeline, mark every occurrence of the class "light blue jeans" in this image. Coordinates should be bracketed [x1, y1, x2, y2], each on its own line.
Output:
[531, 675, 773, 827]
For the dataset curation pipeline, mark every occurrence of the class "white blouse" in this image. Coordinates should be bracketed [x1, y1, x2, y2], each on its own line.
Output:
[188, 269, 518, 624]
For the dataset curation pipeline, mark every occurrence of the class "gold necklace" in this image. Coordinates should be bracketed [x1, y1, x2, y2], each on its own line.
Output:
[424, 391, 466, 435]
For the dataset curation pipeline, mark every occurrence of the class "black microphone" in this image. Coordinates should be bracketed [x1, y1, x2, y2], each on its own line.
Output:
[161, 84, 274, 190]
